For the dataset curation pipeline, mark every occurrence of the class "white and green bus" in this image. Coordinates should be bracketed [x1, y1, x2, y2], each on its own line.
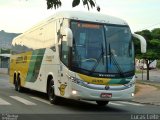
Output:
[10, 11, 146, 106]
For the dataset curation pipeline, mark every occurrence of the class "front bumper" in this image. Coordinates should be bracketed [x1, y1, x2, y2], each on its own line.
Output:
[70, 83, 135, 101]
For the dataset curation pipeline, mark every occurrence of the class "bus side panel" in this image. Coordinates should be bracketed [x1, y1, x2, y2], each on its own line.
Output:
[24, 48, 59, 93]
[10, 48, 47, 92]
[24, 49, 46, 92]
[9, 51, 32, 86]
[23, 20, 58, 93]
[25, 49, 45, 83]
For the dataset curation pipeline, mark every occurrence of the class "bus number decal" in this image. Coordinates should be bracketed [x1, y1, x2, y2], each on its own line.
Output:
[92, 79, 104, 84]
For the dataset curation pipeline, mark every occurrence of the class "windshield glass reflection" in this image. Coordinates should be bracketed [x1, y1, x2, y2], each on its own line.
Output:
[71, 21, 134, 76]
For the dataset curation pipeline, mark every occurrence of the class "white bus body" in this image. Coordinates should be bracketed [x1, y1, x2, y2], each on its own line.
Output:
[10, 11, 146, 106]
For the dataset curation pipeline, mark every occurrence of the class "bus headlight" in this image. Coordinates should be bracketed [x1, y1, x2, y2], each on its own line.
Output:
[131, 93, 134, 97]
[66, 74, 84, 85]
[72, 90, 77, 95]
[70, 76, 83, 85]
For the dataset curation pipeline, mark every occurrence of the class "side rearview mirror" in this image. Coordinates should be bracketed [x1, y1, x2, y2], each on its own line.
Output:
[64, 28, 73, 47]
[132, 33, 147, 53]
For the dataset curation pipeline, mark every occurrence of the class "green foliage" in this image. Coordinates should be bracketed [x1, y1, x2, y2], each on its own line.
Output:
[134, 28, 160, 80]
[46, 0, 62, 9]
[83, 0, 96, 9]
[157, 60, 160, 69]
[134, 28, 160, 60]
[0, 48, 10, 54]
[136, 30, 152, 41]
[46, 0, 100, 11]
[150, 39, 160, 49]
[151, 28, 160, 39]
[72, 0, 80, 7]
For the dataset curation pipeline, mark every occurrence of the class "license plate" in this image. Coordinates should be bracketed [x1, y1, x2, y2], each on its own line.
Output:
[100, 93, 112, 98]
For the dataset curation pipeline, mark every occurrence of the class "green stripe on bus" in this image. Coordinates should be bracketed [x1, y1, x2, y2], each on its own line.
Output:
[108, 78, 131, 85]
[26, 49, 45, 82]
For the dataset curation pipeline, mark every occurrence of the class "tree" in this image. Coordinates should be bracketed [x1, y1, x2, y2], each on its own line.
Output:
[134, 29, 160, 80]
[46, 0, 100, 11]
[151, 28, 160, 40]
[136, 30, 152, 41]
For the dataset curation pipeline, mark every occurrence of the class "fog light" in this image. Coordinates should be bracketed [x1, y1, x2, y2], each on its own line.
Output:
[131, 93, 134, 97]
[72, 90, 77, 95]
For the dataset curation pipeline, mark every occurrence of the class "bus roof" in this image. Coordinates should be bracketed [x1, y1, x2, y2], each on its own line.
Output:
[27, 11, 128, 32]
[50, 11, 128, 25]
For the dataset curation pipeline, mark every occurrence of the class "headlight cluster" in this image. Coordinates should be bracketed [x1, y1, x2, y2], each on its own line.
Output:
[66, 74, 84, 85]
[71, 77, 82, 84]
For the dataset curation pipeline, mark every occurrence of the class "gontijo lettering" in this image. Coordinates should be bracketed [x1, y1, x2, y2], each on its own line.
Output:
[16, 56, 27, 63]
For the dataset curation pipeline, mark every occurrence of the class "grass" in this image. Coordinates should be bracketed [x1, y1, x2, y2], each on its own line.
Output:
[135, 70, 142, 74]
[136, 80, 160, 90]
[135, 69, 146, 74]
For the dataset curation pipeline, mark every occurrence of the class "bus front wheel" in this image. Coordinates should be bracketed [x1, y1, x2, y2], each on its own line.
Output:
[48, 80, 60, 105]
[96, 101, 109, 106]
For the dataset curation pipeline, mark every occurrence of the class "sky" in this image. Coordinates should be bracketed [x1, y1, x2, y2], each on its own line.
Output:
[0, 0, 160, 33]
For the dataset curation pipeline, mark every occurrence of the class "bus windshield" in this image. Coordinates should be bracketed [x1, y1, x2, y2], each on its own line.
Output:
[70, 21, 134, 77]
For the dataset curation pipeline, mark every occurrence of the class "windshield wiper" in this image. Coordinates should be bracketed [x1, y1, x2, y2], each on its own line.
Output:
[89, 44, 104, 75]
[108, 44, 125, 77]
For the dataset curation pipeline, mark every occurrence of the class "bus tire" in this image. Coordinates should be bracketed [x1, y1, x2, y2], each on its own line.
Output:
[16, 76, 23, 92]
[96, 101, 109, 106]
[14, 80, 18, 91]
[48, 80, 60, 105]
